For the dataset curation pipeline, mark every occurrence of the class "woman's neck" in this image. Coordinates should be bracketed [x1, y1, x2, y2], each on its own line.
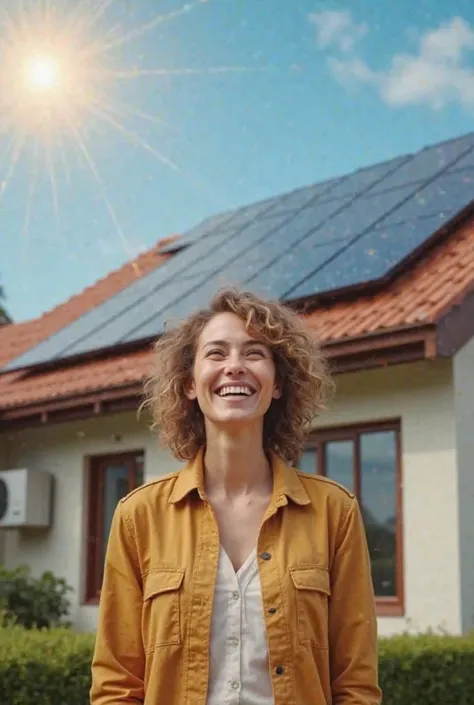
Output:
[203, 425, 272, 498]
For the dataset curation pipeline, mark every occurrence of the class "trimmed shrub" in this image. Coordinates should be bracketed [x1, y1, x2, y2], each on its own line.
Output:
[378, 632, 474, 705]
[0, 565, 73, 629]
[0, 625, 473, 704]
[0, 624, 94, 705]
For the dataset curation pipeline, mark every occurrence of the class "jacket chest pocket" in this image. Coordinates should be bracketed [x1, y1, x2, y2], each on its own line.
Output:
[290, 566, 331, 650]
[142, 569, 184, 653]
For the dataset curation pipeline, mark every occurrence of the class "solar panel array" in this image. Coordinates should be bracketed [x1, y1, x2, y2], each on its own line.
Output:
[5, 132, 474, 371]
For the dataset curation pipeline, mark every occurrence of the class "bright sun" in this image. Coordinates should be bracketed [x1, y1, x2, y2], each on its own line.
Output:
[0, 0, 244, 256]
[24, 55, 61, 92]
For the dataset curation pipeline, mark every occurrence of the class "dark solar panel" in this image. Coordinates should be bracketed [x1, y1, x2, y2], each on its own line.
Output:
[5, 131, 474, 372]
[286, 214, 454, 300]
[318, 155, 410, 201]
[261, 178, 343, 217]
[366, 133, 474, 194]
[375, 168, 474, 227]
[159, 210, 236, 253]
[446, 145, 474, 173]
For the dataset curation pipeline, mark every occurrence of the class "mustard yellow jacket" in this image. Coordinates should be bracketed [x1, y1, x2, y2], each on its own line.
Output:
[90, 450, 382, 705]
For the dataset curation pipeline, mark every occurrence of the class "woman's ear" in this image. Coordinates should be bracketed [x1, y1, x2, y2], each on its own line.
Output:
[272, 383, 282, 400]
[185, 379, 197, 400]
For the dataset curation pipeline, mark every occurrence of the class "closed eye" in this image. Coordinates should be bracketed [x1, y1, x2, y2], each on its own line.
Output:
[206, 349, 225, 358]
[247, 349, 266, 358]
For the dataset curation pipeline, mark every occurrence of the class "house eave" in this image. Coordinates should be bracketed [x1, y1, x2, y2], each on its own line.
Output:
[0, 323, 441, 431]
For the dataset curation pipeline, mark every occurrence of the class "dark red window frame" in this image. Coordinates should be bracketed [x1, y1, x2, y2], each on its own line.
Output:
[85, 451, 144, 603]
[303, 420, 404, 617]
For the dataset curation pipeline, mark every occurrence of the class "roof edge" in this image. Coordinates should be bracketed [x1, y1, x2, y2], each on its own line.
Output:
[435, 286, 474, 357]
[0, 323, 439, 429]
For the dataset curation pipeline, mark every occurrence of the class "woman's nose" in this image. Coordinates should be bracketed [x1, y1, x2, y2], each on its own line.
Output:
[223, 353, 245, 375]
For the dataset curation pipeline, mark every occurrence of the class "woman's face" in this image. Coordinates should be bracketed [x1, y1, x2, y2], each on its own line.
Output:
[186, 312, 281, 430]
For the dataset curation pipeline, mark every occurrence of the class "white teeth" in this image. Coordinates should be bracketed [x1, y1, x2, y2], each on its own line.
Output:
[217, 385, 253, 397]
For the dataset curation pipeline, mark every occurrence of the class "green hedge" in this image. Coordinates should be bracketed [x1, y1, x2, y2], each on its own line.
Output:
[1, 625, 473, 704]
[0, 625, 94, 705]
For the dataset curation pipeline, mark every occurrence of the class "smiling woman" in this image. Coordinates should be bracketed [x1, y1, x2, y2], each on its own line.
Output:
[90, 287, 383, 705]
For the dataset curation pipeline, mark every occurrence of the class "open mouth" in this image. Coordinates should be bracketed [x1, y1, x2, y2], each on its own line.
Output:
[214, 384, 256, 398]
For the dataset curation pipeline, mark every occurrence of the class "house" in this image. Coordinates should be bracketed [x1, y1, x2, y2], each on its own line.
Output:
[0, 132, 473, 637]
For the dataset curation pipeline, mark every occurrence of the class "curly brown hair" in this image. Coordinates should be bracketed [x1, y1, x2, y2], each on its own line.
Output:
[143, 288, 334, 463]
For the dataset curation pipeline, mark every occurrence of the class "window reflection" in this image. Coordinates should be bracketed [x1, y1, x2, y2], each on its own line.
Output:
[301, 426, 400, 601]
[360, 431, 397, 597]
[87, 452, 144, 600]
[298, 447, 317, 474]
[101, 464, 134, 568]
[325, 440, 355, 492]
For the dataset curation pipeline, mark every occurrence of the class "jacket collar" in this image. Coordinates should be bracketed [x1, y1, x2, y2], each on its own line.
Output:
[169, 447, 310, 506]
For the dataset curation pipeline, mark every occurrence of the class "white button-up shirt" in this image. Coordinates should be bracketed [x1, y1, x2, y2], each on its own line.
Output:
[207, 546, 274, 705]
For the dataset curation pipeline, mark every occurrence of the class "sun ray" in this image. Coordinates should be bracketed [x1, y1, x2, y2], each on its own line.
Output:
[67, 115, 141, 264]
[0, 132, 27, 203]
[64, 0, 115, 39]
[21, 135, 40, 261]
[0, 0, 266, 264]
[87, 0, 211, 56]
[57, 132, 72, 186]
[45, 134, 62, 234]
[87, 102, 181, 173]
[108, 65, 266, 79]
[105, 100, 169, 130]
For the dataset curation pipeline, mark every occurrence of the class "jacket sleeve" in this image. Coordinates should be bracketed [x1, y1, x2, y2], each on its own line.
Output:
[90, 503, 145, 704]
[328, 496, 383, 705]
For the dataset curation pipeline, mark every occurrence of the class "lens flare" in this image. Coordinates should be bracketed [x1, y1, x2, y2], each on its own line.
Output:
[23, 55, 61, 91]
[0, 0, 259, 260]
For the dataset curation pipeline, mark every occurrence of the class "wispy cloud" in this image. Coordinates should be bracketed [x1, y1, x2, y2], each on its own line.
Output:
[309, 10, 368, 53]
[310, 12, 474, 111]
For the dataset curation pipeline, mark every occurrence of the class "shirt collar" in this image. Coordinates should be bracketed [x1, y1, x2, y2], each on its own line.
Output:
[169, 447, 310, 506]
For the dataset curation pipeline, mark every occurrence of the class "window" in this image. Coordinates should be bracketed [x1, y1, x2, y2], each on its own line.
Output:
[299, 422, 403, 616]
[85, 451, 144, 602]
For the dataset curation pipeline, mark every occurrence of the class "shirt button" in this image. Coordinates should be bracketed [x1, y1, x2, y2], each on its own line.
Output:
[268, 607, 277, 614]
[232, 590, 240, 600]
[260, 551, 272, 561]
[229, 636, 239, 646]
[230, 681, 240, 690]
[275, 665, 285, 675]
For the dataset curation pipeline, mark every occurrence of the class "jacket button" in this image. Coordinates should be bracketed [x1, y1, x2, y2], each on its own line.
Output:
[260, 552, 271, 561]
[275, 665, 285, 675]
[268, 607, 277, 614]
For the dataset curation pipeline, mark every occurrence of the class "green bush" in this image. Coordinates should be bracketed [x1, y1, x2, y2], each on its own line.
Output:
[378, 632, 474, 705]
[0, 625, 473, 704]
[0, 565, 72, 629]
[0, 624, 94, 705]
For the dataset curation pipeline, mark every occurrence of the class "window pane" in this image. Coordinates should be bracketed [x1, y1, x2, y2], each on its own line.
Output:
[136, 455, 145, 486]
[101, 464, 131, 566]
[325, 440, 355, 492]
[360, 431, 397, 597]
[100, 458, 144, 573]
[299, 448, 317, 474]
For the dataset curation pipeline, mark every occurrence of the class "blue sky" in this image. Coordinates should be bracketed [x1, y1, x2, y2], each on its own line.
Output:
[2, 0, 474, 321]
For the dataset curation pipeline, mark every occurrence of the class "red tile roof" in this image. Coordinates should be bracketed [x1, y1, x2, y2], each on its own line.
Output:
[0, 222, 473, 414]
[306, 218, 474, 341]
[0, 237, 178, 369]
[0, 237, 177, 411]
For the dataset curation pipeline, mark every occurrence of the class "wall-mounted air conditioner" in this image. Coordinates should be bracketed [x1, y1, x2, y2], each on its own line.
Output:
[0, 469, 53, 529]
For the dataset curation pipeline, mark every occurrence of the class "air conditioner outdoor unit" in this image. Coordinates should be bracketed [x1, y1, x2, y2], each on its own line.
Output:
[0, 468, 53, 529]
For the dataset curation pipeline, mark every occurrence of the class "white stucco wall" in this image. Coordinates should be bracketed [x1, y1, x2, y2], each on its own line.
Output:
[453, 335, 474, 633]
[0, 358, 462, 636]
[0, 411, 180, 632]
[315, 359, 461, 636]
